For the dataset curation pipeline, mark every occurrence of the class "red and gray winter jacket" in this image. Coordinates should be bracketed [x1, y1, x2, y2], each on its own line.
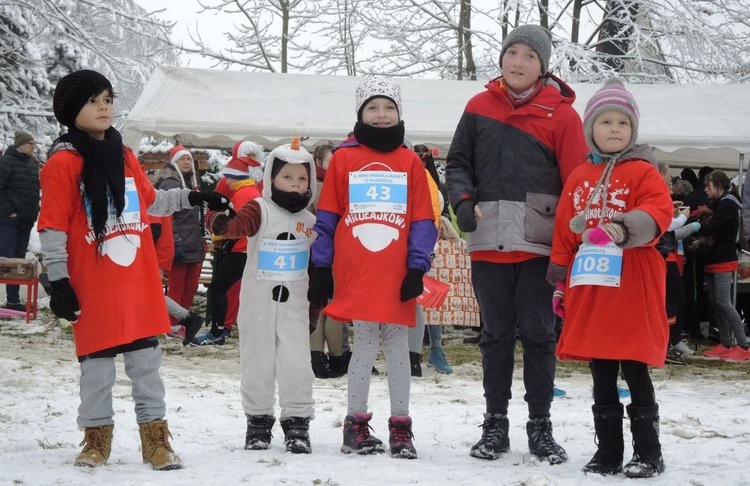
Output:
[446, 74, 588, 256]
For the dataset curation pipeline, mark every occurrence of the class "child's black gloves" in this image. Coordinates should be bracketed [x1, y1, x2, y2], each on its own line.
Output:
[49, 278, 81, 323]
[455, 200, 477, 233]
[188, 190, 234, 215]
[307, 266, 334, 308]
[400, 268, 424, 302]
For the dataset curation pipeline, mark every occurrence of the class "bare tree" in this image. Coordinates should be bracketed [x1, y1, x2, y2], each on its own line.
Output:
[359, 0, 502, 80]
[0, 0, 177, 145]
[184, 0, 312, 73]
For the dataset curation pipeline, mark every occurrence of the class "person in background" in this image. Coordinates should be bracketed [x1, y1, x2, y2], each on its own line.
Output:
[656, 162, 699, 363]
[446, 24, 588, 463]
[308, 78, 437, 459]
[308, 143, 349, 378]
[682, 166, 714, 342]
[156, 145, 206, 329]
[408, 144, 453, 375]
[550, 77, 673, 478]
[147, 183, 204, 346]
[701, 170, 750, 361]
[0, 130, 40, 311]
[192, 141, 264, 346]
[671, 179, 693, 201]
[209, 138, 316, 454]
[38, 69, 230, 470]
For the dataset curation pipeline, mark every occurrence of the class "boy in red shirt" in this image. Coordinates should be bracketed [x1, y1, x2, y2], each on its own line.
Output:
[38, 70, 230, 470]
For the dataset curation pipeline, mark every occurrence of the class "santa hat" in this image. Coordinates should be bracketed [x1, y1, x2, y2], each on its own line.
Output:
[225, 141, 265, 180]
[169, 145, 192, 167]
[237, 141, 265, 163]
[168, 145, 197, 188]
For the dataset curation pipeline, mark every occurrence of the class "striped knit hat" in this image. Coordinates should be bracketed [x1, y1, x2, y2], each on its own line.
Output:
[583, 77, 640, 155]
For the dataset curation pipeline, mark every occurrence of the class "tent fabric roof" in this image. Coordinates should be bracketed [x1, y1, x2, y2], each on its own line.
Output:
[124, 66, 749, 171]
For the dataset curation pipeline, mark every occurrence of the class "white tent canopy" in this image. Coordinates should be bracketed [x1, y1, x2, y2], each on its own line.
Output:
[124, 66, 749, 172]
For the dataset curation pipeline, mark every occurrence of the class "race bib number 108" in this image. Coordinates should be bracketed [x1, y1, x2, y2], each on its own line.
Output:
[569, 243, 623, 288]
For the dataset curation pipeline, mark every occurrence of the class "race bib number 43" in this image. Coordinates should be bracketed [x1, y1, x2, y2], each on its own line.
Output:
[570, 243, 623, 288]
[349, 171, 407, 214]
[258, 239, 308, 281]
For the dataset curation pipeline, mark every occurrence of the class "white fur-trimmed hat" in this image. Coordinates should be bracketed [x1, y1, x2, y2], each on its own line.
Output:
[355, 78, 403, 121]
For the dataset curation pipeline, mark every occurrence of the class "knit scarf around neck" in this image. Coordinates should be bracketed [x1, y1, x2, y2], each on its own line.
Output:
[501, 78, 543, 108]
[59, 126, 125, 251]
[353, 121, 405, 152]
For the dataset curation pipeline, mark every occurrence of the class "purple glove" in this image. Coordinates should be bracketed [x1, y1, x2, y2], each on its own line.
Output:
[552, 281, 565, 320]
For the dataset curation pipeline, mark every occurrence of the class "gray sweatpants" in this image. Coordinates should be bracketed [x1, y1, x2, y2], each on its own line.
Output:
[165, 295, 189, 321]
[706, 272, 748, 347]
[348, 321, 410, 417]
[77, 346, 166, 428]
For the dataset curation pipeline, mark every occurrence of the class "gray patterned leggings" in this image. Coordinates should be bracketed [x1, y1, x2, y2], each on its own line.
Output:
[347, 320, 410, 417]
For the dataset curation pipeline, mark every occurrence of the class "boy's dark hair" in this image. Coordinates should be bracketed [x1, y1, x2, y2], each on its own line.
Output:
[271, 157, 311, 180]
[53, 70, 115, 128]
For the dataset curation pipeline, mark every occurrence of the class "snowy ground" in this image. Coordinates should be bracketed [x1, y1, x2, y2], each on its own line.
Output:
[1, 300, 749, 486]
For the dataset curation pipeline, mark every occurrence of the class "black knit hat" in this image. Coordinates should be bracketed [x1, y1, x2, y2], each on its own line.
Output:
[53, 70, 113, 128]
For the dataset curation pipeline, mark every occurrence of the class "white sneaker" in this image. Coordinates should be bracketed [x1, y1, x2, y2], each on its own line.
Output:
[672, 339, 695, 356]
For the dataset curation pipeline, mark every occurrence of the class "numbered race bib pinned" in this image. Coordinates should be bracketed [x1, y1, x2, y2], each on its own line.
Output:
[349, 171, 407, 214]
[570, 242, 623, 288]
[87, 177, 141, 228]
[257, 239, 308, 281]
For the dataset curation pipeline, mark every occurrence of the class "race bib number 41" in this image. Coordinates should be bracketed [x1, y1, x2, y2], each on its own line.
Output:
[349, 171, 407, 214]
[257, 239, 308, 281]
[569, 243, 623, 288]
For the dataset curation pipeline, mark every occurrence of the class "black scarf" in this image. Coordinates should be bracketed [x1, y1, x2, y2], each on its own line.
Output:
[353, 121, 405, 152]
[56, 127, 125, 249]
[271, 186, 312, 213]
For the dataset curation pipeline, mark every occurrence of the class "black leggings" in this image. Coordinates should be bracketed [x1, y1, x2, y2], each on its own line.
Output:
[207, 252, 247, 331]
[591, 359, 655, 407]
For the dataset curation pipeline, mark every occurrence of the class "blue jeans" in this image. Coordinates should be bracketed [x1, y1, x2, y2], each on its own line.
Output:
[0, 217, 33, 303]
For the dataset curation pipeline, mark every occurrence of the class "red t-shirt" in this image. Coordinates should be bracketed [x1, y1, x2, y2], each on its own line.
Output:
[149, 214, 174, 272]
[317, 145, 435, 326]
[38, 149, 169, 356]
[551, 160, 674, 367]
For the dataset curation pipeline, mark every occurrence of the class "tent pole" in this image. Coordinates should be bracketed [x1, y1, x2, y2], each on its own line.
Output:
[734, 153, 746, 307]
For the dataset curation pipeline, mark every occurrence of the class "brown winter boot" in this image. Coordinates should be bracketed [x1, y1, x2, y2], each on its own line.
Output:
[138, 420, 182, 470]
[75, 424, 114, 467]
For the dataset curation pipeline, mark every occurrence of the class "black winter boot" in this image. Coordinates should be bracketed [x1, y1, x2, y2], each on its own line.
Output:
[245, 414, 275, 450]
[409, 351, 422, 377]
[583, 403, 624, 475]
[623, 404, 665, 478]
[280, 417, 311, 454]
[527, 417, 568, 465]
[178, 312, 204, 346]
[470, 413, 510, 460]
[311, 351, 333, 379]
[327, 353, 348, 378]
